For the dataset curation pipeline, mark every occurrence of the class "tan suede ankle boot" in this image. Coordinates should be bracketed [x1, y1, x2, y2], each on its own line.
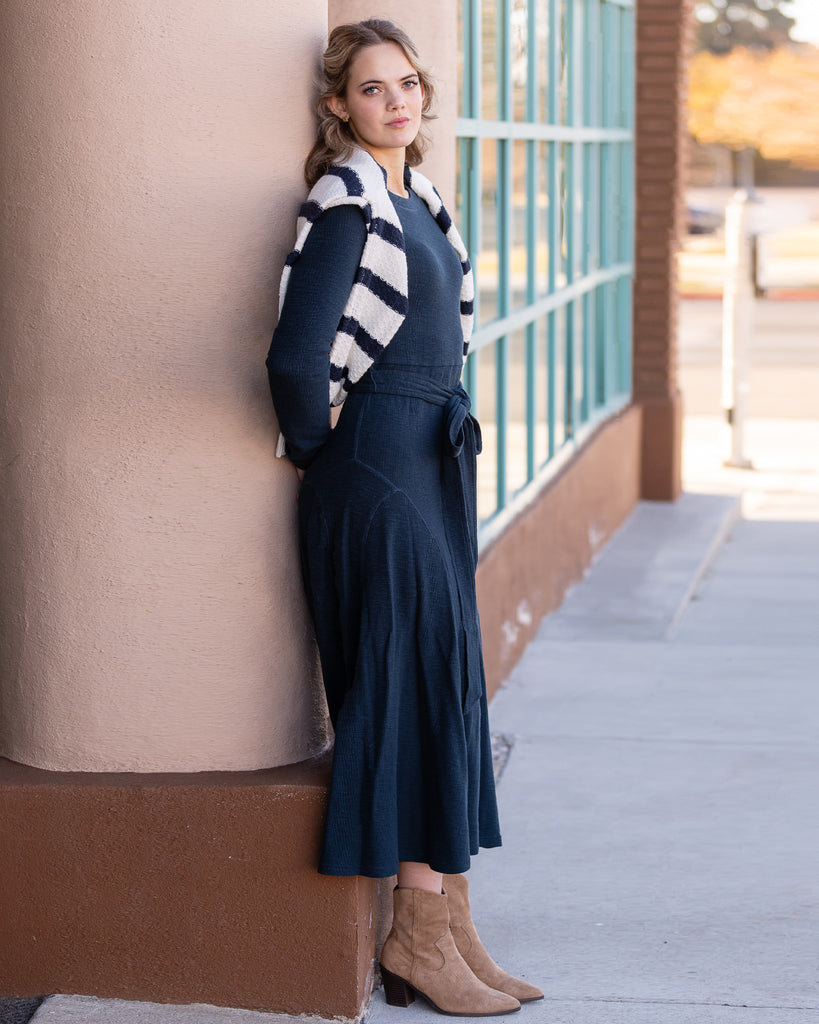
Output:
[380, 886, 521, 1017]
[443, 873, 544, 1003]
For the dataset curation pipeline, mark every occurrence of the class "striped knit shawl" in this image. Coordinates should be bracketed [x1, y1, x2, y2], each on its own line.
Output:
[278, 147, 475, 410]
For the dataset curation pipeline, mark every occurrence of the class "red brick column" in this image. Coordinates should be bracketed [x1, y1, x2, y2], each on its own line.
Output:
[633, 0, 697, 500]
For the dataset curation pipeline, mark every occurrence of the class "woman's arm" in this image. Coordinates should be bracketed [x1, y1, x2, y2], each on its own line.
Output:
[266, 204, 367, 469]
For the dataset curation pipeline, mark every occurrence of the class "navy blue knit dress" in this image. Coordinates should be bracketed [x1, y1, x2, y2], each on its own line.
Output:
[266, 188, 501, 878]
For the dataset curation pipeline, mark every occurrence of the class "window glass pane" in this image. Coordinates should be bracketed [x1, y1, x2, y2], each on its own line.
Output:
[582, 142, 599, 274]
[481, 0, 499, 119]
[573, 297, 585, 424]
[537, 142, 550, 297]
[476, 342, 497, 521]
[456, 138, 465, 230]
[583, 0, 596, 127]
[618, 142, 631, 264]
[616, 276, 632, 397]
[564, 301, 575, 439]
[557, 142, 570, 289]
[598, 144, 611, 268]
[559, 0, 570, 124]
[609, 144, 621, 267]
[612, 6, 624, 128]
[512, 0, 528, 120]
[602, 2, 615, 128]
[506, 328, 529, 496]
[571, 148, 584, 282]
[535, 318, 549, 469]
[538, 0, 551, 124]
[581, 289, 595, 421]
[479, 138, 499, 324]
[564, 143, 576, 283]
[552, 305, 566, 452]
[511, 141, 528, 312]
[595, 284, 607, 408]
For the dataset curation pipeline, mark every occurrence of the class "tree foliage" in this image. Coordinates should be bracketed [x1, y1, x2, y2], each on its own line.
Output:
[689, 46, 819, 168]
[695, 0, 796, 53]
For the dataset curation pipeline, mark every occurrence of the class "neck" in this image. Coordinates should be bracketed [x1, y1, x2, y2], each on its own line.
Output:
[362, 146, 408, 197]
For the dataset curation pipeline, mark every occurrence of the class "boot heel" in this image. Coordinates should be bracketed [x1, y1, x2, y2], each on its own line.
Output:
[381, 965, 415, 1007]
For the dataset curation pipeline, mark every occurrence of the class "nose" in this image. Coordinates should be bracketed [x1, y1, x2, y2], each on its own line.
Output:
[386, 87, 405, 110]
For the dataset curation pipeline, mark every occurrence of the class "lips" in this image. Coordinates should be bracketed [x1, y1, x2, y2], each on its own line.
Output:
[387, 118, 410, 128]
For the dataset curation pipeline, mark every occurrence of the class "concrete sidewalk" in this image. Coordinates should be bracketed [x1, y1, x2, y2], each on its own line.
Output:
[466, 500, 819, 1023]
[16, 417, 819, 1023]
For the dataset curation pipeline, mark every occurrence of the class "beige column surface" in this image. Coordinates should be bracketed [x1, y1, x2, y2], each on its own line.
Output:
[0, 1, 332, 770]
[328, 1, 459, 206]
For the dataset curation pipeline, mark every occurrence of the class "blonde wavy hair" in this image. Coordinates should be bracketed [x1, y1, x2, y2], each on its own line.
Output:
[304, 19, 437, 187]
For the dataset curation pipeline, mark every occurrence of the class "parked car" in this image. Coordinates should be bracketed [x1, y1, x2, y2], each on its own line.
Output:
[687, 205, 724, 234]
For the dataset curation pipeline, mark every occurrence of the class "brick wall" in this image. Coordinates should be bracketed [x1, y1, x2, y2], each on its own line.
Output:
[633, 0, 697, 499]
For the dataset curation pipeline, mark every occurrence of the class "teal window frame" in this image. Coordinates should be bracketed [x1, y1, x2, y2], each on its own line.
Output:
[457, 0, 635, 545]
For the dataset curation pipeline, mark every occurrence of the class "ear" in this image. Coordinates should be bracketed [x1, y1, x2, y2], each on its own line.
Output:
[327, 95, 347, 120]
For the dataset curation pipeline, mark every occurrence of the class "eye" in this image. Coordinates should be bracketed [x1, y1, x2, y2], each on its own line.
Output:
[363, 85, 380, 95]
[403, 78, 419, 90]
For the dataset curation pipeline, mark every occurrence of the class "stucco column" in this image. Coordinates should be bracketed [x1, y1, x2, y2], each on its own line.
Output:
[0, 0, 329, 770]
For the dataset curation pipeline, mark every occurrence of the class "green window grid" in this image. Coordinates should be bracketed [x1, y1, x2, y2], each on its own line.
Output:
[457, 0, 635, 543]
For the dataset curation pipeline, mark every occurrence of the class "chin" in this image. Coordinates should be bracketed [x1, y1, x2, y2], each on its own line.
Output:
[392, 127, 419, 145]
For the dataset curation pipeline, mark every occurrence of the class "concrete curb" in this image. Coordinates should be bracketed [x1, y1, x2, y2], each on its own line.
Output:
[29, 996, 341, 1024]
[664, 494, 742, 639]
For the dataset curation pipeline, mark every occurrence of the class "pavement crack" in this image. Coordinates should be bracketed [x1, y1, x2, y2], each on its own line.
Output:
[518, 733, 815, 750]
[541, 996, 819, 1011]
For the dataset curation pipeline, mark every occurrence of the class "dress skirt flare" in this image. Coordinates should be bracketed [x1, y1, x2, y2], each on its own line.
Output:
[299, 366, 501, 878]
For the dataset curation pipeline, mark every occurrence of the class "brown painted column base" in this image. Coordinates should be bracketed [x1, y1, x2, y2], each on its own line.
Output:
[0, 755, 389, 1019]
[639, 392, 684, 501]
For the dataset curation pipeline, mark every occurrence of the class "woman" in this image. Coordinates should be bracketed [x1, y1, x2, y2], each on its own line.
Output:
[266, 19, 542, 1017]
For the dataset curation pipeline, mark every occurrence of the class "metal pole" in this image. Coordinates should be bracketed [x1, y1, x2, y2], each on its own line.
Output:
[721, 189, 754, 469]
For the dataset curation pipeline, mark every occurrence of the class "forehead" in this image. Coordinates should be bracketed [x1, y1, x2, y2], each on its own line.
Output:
[349, 41, 416, 82]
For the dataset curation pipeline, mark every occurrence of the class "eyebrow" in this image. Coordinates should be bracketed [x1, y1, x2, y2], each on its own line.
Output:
[356, 73, 419, 88]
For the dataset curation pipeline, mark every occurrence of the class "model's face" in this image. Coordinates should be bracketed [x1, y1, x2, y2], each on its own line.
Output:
[331, 42, 424, 163]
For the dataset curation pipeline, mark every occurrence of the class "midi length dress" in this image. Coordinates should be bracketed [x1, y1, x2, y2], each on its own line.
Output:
[266, 187, 501, 878]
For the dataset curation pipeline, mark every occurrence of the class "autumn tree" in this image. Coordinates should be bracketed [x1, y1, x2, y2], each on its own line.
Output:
[695, 0, 796, 53]
[689, 46, 819, 172]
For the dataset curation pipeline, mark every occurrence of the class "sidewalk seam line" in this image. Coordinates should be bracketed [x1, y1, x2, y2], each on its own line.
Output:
[664, 496, 742, 641]
[539, 997, 819, 1011]
[513, 733, 816, 749]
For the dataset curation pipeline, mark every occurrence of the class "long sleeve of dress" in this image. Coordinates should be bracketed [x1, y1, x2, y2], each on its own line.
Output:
[266, 204, 367, 469]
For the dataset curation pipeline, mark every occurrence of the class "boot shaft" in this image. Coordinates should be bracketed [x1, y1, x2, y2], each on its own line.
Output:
[386, 886, 451, 966]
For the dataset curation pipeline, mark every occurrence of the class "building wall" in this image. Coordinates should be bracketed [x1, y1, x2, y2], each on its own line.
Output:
[0, 0, 689, 1017]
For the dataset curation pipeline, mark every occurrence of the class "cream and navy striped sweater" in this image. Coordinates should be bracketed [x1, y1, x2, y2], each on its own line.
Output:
[276, 147, 474, 455]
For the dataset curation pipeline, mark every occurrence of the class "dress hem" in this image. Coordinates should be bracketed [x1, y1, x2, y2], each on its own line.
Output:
[317, 834, 503, 879]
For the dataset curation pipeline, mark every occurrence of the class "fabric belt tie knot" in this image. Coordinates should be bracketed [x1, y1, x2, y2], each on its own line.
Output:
[444, 385, 482, 460]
